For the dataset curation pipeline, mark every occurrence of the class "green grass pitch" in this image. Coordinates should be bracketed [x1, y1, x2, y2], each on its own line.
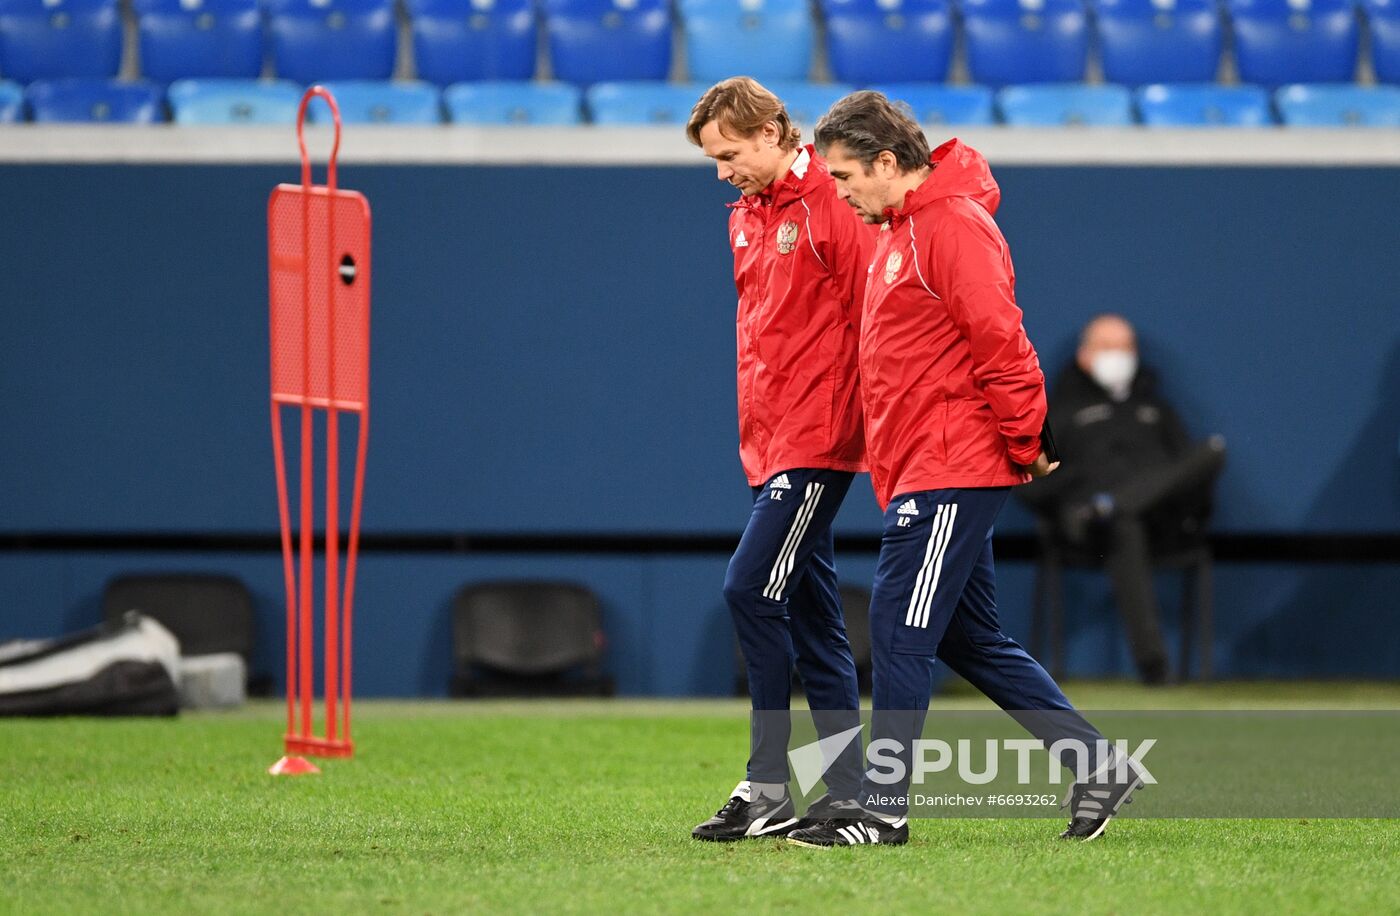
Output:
[4, 682, 1399, 915]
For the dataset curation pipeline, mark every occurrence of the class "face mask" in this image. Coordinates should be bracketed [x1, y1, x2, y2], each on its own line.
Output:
[1090, 349, 1138, 401]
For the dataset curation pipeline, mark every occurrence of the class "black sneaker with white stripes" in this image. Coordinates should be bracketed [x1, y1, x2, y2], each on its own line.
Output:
[786, 811, 909, 847]
[691, 782, 800, 841]
[1059, 768, 1145, 840]
[792, 792, 851, 831]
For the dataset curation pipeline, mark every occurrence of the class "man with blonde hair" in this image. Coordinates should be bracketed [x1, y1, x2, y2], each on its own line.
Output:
[685, 77, 876, 841]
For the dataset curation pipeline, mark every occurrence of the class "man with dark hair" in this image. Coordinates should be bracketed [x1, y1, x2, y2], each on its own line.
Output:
[786, 91, 1140, 846]
[1019, 313, 1227, 685]
[684, 78, 876, 841]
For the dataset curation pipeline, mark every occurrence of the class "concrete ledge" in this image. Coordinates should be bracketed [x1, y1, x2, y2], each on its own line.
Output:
[1, 124, 1398, 166]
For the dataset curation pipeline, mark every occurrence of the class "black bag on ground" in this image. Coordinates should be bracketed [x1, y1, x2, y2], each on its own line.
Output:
[0, 612, 180, 716]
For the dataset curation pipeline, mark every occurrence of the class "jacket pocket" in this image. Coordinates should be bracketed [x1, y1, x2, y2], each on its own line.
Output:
[943, 398, 997, 468]
[935, 399, 950, 466]
[891, 620, 942, 656]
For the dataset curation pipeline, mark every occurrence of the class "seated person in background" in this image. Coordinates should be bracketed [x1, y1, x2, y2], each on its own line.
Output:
[1019, 313, 1225, 685]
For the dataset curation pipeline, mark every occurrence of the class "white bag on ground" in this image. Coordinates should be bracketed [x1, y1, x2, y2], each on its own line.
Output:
[177, 653, 247, 710]
[0, 612, 181, 716]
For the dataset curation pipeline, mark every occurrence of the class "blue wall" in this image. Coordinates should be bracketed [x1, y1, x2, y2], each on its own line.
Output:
[4, 550, 1399, 696]
[2, 164, 1397, 535]
[1, 162, 1398, 692]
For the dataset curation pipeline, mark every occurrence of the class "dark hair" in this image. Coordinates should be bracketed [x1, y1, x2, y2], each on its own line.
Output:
[814, 91, 930, 172]
[685, 77, 802, 151]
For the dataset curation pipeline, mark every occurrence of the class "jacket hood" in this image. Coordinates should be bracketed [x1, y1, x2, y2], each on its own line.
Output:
[729, 144, 827, 211]
[885, 138, 1000, 224]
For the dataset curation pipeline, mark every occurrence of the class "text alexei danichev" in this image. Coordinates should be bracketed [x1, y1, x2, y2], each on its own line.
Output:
[864, 794, 1060, 808]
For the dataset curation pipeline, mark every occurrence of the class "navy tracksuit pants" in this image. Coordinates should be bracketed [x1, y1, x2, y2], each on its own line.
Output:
[725, 468, 863, 799]
[859, 486, 1107, 815]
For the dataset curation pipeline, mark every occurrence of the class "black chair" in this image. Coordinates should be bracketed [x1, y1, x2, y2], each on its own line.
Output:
[1029, 517, 1214, 682]
[449, 581, 614, 697]
[733, 583, 874, 696]
[102, 573, 267, 693]
[102, 573, 255, 660]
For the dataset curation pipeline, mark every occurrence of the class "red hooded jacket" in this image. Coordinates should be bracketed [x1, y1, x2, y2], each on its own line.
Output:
[860, 138, 1047, 509]
[727, 146, 874, 486]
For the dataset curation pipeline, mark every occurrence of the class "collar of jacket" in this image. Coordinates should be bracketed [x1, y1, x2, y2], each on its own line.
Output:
[727, 145, 821, 212]
[880, 137, 1001, 227]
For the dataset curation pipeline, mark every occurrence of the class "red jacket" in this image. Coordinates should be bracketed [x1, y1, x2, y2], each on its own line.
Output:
[728, 146, 873, 486]
[860, 138, 1047, 509]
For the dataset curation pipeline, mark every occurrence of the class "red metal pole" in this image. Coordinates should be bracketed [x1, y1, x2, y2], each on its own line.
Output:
[342, 411, 368, 742]
[295, 93, 315, 740]
[322, 93, 342, 742]
[271, 408, 296, 739]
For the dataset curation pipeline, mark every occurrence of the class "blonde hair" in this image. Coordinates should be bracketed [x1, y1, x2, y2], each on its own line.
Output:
[685, 77, 802, 151]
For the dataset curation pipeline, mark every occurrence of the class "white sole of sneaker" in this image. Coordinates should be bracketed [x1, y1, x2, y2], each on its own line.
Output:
[747, 816, 798, 837]
[1081, 815, 1113, 841]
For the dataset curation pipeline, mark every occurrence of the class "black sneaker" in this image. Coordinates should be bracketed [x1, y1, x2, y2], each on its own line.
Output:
[1059, 768, 1144, 840]
[787, 810, 909, 847]
[691, 782, 799, 841]
[792, 792, 855, 830]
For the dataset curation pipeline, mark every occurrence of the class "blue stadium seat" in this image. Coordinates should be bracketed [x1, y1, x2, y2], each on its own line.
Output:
[310, 80, 443, 123]
[0, 0, 122, 83]
[545, 0, 672, 84]
[760, 80, 853, 125]
[408, 0, 537, 85]
[680, 0, 813, 83]
[134, 0, 263, 82]
[1274, 83, 1400, 125]
[1227, 0, 1358, 86]
[444, 81, 583, 124]
[997, 82, 1134, 124]
[1095, 0, 1222, 85]
[586, 81, 706, 123]
[0, 79, 21, 121]
[961, 0, 1089, 86]
[822, 0, 954, 84]
[1363, 0, 1400, 84]
[25, 79, 165, 122]
[267, 0, 396, 83]
[168, 78, 304, 124]
[1136, 83, 1273, 125]
[873, 83, 996, 124]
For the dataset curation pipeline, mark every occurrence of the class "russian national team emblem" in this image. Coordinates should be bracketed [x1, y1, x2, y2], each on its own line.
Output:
[776, 221, 799, 255]
[884, 250, 903, 284]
